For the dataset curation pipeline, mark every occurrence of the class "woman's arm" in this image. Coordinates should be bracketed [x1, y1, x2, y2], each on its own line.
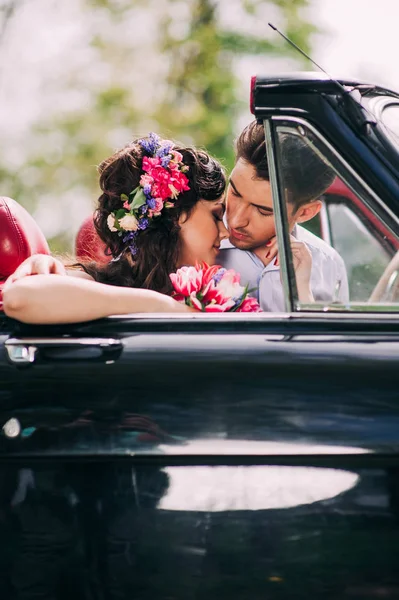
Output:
[3, 274, 190, 324]
[6, 253, 94, 282]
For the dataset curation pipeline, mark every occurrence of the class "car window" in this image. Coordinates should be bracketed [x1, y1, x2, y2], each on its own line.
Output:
[326, 200, 391, 301]
[271, 120, 399, 312]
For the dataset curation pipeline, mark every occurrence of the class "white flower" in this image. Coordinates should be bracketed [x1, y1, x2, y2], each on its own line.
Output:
[118, 214, 139, 231]
[107, 213, 118, 232]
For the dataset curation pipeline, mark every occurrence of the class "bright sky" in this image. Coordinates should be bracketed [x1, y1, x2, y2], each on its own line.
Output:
[1, 0, 399, 139]
[312, 0, 399, 89]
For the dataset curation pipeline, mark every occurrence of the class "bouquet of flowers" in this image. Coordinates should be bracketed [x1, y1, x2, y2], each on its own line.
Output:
[170, 263, 261, 313]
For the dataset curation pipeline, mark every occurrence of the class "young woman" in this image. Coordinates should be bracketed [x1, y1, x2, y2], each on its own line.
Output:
[3, 133, 313, 324]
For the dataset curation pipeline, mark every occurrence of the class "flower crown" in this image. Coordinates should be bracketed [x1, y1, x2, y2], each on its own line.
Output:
[107, 132, 190, 255]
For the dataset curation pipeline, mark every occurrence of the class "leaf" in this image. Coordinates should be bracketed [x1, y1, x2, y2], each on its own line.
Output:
[130, 188, 146, 210]
[115, 209, 126, 219]
[128, 187, 139, 201]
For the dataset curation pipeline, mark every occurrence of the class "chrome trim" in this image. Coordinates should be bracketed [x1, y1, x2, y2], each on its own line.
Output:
[5, 344, 37, 364]
[5, 337, 122, 365]
[299, 302, 399, 313]
[263, 119, 297, 312]
[5, 337, 122, 346]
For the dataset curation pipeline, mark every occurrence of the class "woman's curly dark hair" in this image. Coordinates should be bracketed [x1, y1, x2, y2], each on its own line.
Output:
[81, 137, 226, 294]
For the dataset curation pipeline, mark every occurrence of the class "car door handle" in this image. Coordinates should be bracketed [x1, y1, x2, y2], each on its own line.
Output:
[5, 337, 123, 365]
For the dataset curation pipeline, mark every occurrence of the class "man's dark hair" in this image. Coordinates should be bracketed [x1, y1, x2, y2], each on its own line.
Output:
[235, 120, 335, 211]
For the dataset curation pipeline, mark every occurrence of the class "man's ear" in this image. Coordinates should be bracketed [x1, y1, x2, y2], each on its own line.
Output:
[294, 200, 322, 224]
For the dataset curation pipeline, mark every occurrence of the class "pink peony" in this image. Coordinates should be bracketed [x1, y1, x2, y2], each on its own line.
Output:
[142, 156, 162, 172]
[170, 170, 190, 194]
[151, 170, 177, 201]
[170, 265, 204, 296]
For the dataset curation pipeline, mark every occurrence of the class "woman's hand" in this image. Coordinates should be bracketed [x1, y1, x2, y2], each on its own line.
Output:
[259, 235, 314, 303]
[290, 239, 314, 303]
[5, 254, 66, 286]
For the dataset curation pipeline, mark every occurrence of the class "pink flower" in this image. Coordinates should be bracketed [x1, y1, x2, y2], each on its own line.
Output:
[236, 296, 262, 312]
[153, 198, 164, 212]
[189, 292, 203, 311]
[170, 150, 183, 163]
[152, 170, 176, 201]
[170, 265, 204, 296]
[170, 170, 190, 194]
[201, 282, 236, 311]
[123, 200, 130, 210]
[169, 263, 260, 313]
[140, 174, 154, 187]
[203, 296, 236, 312]
[142, 156, 162, 172]
[202, 269, 244, 305]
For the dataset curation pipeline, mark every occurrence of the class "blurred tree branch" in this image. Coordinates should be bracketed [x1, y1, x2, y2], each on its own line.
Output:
[0, 0, 315, 249]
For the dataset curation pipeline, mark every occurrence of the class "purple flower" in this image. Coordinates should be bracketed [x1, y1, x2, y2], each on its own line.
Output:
[212, 268, 226, 284]
[140, 204, 148, 215]
[143, 184, 152, 198]
[161, 155, 171, 168]
[156, 143, 173, 158]
[232, 293, 245, 307]
[138, 217, 149, 230]
[139, 132, 160, 155]
[146, 197, 156, 209]
[122, 231, 137, 244]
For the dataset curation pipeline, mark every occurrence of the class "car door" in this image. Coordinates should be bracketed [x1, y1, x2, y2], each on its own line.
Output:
[2, 310, 399, 599]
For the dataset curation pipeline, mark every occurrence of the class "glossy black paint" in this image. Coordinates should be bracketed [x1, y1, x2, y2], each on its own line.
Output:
[2, 312, 399, 597]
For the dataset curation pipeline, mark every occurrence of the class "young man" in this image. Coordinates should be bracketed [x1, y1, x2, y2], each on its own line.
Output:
[219, 121, 349, 312]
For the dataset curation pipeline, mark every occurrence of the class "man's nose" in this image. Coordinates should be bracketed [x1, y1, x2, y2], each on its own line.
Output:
[228, 204, 249, 230]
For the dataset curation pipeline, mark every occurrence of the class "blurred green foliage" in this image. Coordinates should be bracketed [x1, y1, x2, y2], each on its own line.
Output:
[0, 0, 314, 251]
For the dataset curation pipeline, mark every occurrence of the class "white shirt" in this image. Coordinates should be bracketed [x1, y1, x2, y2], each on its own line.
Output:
[218, 225, 349, 312]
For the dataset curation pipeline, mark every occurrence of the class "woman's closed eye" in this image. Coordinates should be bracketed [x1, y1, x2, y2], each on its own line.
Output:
[213, 206, 225, 221]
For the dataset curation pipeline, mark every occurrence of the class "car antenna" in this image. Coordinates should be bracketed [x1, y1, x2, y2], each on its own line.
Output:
[268, 22, 376, 131]
[268, 22, 347, 94]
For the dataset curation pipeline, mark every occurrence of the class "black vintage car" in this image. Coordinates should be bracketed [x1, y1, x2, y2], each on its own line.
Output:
[1, 73, 399, 599]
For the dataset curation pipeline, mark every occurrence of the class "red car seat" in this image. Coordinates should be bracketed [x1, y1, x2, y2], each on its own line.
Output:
[75, 215, 109, 264]
[0, 196, 50, 309]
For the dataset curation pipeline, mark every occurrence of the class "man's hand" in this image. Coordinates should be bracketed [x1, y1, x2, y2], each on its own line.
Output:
[5, 254, 66, 287]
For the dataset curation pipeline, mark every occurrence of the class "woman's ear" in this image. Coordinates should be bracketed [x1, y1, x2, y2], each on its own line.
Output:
[295, 200, 322, 224]
[178, 211, 189, 225]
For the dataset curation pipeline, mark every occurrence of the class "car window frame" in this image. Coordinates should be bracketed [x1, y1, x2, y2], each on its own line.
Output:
[263, 115, 399, 314]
